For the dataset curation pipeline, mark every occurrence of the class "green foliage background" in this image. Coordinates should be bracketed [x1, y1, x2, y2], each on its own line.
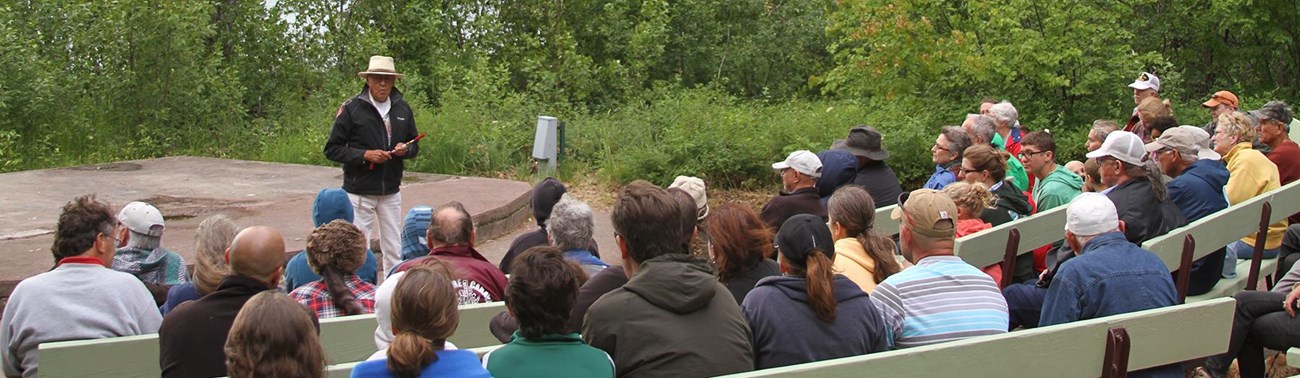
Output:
[1, 0, 1296, 189]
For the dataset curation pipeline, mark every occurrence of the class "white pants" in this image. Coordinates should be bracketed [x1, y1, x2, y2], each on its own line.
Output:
[349, 192, 402, 279]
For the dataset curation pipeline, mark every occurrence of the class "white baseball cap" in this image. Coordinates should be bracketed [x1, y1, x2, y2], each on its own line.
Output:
[1065, 193, 1120, 237]
[119, 201, 165, 237]
[1128, 72, 1161, 92]
[1085, 131, 1146, 166]
[772, 150, 822, 178]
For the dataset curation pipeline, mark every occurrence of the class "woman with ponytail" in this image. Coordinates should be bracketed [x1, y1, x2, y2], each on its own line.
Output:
[827, 185, 902, 293]
[290, 219, 377, 318]
[742, 214, 888, 369]
[350, 265, 490, 378]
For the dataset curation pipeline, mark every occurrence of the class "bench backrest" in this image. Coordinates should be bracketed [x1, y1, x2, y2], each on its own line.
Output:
[874, 205, 899, 236]
[719, 297, 1234, 377]
[1143, 191, 1271, 271]
[37, 301, 507, 377]
[1266, 180, 1300, 222]
[37, 334, 159, 378]
[955, 205, 1068, 268]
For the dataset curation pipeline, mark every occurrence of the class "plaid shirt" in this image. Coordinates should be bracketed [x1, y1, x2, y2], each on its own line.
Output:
[289, 275, 377, 318]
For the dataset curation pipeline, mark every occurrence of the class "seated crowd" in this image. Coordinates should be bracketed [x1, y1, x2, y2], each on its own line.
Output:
[5, 75, 1300, 378]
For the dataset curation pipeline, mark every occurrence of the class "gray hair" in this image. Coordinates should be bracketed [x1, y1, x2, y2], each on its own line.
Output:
[1173, 144, 1199, 165]
[126, 230, 161, 250]
[428, 201, 473, 246]
[940, 126, 972, 161]
[1091, 120, 1119, 142]
[546, 194, 594, 251]
[989, 101, 1019, 126]
[970, 115, 998, 144]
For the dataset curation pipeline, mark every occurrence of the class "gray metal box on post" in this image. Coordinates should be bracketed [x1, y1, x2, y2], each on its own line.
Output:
[533, 116, 559, 174]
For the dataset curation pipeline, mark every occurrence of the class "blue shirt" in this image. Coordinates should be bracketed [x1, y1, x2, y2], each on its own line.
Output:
[350, 349, 491, 378]
[923, 164, 957, 190]
[283, 249, 378, 292]
[564, 250, 609, 277]
[871, 256, 1009, 349]
[1040, 232, 1178, 327]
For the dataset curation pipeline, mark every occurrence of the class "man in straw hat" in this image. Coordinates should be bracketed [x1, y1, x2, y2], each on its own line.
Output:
[325, 55, 420, 278]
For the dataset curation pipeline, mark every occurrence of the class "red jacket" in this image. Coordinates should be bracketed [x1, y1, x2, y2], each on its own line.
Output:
[393, 245, 508, 304]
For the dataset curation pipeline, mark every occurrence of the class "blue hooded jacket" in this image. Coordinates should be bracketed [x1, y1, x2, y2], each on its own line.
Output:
[816, 150, 858, 205]
[400, 206, 433, 261]
[283, 188, 379, 291]
[1168, 159, 1230, 222]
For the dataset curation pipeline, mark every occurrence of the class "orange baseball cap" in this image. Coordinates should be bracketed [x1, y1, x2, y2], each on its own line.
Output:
[1202, 91, 1239, 108]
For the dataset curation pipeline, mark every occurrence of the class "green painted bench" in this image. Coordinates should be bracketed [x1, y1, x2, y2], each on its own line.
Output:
[954, 205, 1068, 287]
[719, 297, 1235, 377]
[874, 204, 900, 236]
[1142, 180, 1300, 303]
[36, 301, 506, 377]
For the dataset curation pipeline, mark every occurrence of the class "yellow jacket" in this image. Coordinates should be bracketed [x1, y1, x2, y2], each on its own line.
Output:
[832, 238, 880, 293]
[1223, 143, 1285, 249]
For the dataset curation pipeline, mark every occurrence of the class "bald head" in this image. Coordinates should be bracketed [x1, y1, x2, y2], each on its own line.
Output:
[428, 201, 474, 247]
[227, 226, 286, 283]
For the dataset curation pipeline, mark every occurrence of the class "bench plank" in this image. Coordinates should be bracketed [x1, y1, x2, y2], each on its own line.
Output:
[875, 205, 899, 236]
[1144, 197, 1268, 271]
[955, 206, 1067, 268]
[37, 301, 507, 377]
[448, 301, 506, 349]
[38, 334, 160, 378]
[720, 298, 1235, 377]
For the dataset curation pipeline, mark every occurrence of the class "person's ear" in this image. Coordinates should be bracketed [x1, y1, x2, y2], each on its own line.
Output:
[1117, 220, 1127, 234]
[225, 248, 232, 264]
[118, 228, 130, 248]
[269, 266, 285, 288]
[470, 228, 478, 247]
[617, 235, 629, 261]
[1065, 231, 1081, 256]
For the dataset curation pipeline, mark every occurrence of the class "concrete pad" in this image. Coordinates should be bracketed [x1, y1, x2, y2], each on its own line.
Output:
[0, 156, 531, 286]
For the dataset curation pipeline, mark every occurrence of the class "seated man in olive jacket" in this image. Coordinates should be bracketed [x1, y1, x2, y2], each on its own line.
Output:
[583, 181, 754, 377]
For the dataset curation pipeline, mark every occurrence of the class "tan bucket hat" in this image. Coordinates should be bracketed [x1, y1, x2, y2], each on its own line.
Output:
[358, 55, 405, 78]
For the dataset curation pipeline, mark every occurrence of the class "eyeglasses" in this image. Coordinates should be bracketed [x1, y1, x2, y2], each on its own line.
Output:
[100, 226, 121, 246]
[1018, 150, 1048, 159]
[959, 167, 982, 174]
[1148, 148, 1173, 160]
[932, 143, 950, 152]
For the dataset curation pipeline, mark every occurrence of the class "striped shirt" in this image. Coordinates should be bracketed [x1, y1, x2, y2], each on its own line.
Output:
[871, 255, 1009, 349]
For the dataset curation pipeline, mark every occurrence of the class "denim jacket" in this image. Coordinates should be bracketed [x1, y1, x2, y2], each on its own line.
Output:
[1040, 232, 1178, 327]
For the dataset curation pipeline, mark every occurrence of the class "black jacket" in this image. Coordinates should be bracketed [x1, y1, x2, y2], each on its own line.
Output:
[979, 179, 1033, 226]
[851, 160, 903, 208]
[760, 187, 827, 231]
[324, 85, 420, 195]
[1107, 177, 1186, 245]
[158, 275, 316, 378]
[1041, 177, 1187, 288]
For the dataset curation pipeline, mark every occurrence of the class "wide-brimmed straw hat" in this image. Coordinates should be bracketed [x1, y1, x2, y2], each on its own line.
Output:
[358, 56, 405, 78]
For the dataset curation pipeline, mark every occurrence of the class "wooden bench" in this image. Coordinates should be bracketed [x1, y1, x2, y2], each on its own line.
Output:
[874, 204, 899, 236]
[954, 206, 1068, 287]
[719, 297, 1235, 377]
[36, 301, 507, 377]
[1143, 180, 1300, 303]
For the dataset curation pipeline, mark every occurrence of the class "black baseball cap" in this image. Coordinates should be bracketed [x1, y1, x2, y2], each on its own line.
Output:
[775, 214, 836, 264]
